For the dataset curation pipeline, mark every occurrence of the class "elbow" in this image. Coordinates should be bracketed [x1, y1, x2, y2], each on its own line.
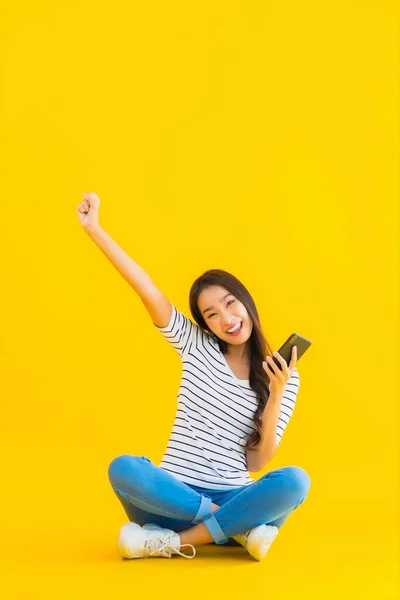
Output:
[255, 444, 279, 472]
[246, 442, 279, 472]
[246, 452, 262, 473]
[247, 464, 261, 473]
[249, 459, 269, 473]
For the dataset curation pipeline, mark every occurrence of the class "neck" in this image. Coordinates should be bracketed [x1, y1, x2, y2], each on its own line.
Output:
[226, 342, 250, 362]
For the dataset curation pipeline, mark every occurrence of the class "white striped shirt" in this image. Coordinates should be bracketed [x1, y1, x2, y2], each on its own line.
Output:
[154, 303, 300, 490]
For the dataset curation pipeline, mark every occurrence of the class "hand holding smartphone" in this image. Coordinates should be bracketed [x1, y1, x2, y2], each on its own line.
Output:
[270, 333, 312, 371]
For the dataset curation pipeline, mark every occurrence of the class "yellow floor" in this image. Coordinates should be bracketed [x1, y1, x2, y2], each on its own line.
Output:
[2, 518, 399, 599]
[1, 446, 399, 598]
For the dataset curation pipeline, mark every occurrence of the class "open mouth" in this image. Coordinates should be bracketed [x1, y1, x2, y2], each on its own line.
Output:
[227, 321, 243, 336]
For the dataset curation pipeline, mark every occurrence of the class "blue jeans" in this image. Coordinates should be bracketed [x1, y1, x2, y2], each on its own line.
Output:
[108, 455, 311, 545]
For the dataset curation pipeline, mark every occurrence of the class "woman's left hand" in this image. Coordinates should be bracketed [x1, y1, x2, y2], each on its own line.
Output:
[262, 346, 297, 397]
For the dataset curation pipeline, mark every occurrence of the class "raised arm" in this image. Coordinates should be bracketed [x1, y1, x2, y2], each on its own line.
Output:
[77, 191, 173, 328]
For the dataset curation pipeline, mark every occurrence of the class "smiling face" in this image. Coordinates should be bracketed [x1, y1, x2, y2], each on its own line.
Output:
[197, 285, 253, 346]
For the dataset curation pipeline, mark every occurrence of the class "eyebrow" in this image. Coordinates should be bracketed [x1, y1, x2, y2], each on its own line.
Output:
[202, 292, 233, 315]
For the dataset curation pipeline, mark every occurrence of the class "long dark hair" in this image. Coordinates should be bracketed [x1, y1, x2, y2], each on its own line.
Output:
[189, 269, 274, 450]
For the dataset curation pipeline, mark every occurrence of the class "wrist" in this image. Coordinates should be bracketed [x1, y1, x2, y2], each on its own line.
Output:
[269, 391, 284, 403]
[84, 223, 103, 236]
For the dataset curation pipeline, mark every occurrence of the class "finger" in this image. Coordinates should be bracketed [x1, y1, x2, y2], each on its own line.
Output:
[290, 345, 297, 366]
[87, 193, 99, 208]
[272, 350, 287, 369]
[272, 352, 288, 375]
[263, 356, 276, 376]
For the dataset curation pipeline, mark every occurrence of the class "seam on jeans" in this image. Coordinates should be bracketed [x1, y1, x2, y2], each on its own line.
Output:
[113, 486, 197, 521]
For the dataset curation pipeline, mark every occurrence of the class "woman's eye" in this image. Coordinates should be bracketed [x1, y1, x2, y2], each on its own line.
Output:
[209, 299, 235, 318]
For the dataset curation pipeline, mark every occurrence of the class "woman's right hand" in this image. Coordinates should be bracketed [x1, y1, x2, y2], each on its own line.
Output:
[77, 192, 101, 230]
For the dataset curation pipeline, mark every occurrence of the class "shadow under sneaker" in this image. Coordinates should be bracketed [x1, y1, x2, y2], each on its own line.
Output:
[233, 524, 279, 561]
[117, 522, 196, 559]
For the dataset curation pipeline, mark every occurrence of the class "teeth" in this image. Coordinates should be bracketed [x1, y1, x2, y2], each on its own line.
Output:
[227, 322, 241, 333]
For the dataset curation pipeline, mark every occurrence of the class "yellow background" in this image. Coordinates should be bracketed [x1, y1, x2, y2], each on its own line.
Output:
[1, 1, 398, 597]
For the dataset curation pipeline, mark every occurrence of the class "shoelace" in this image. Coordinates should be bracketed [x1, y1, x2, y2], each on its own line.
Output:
[145, 534, 196, 559]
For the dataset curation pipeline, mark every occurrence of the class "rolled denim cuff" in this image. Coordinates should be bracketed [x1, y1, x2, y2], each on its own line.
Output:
[191, 494, 213, 524]
[202, 513, 229, 545]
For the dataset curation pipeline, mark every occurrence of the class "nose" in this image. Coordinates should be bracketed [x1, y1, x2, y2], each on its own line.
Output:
[223, 316, 236, 330]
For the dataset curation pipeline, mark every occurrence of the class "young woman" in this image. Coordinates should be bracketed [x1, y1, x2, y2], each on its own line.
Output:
[77, 192, 311, 561]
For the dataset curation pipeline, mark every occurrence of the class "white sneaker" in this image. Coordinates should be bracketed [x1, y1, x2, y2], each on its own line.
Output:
[233, 524, 279, 561]
[116, 522, 196, 559]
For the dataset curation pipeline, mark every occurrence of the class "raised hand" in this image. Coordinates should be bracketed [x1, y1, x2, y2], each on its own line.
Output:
[77, 191, 101, 230]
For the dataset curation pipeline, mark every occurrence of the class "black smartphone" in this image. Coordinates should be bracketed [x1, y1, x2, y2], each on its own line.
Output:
[270, 333, 312, 372]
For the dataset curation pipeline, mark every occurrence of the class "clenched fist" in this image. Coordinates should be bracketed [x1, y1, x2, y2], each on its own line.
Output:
[77, 192, 101, 230]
